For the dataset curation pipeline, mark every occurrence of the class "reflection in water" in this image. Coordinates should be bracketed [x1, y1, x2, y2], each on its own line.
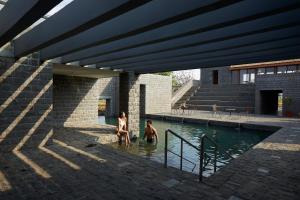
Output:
[99, 116, 272, 176]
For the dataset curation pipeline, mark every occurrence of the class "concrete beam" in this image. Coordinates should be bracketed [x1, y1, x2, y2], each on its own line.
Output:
[98, 27, 300, 69]
[53, 64, 119, 79]
[40, 0, 239, 60]
[61, 0, 300, 64]
[133, 50, 300, 74]
[0, 0, 62, 47]
[14, 0, 150, 57]
[80, 9, 300, 66]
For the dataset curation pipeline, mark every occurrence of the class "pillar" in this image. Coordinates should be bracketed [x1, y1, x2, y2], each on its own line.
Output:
[119, 72, 140, 138]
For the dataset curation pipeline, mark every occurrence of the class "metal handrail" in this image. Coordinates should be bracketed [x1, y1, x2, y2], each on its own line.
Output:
[167, 149, 197, 172]
[164, 129, 233, 182]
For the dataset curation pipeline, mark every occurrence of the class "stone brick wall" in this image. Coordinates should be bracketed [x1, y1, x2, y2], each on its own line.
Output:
[255, 73, 300, 115]
[0, 50, 53, 152]
[97, 77, 119, 116]
[139, 74, 172, 114]
[201, 66, 232, 86]
[53, 75, 101, 127]
[119, 72, 140, 137]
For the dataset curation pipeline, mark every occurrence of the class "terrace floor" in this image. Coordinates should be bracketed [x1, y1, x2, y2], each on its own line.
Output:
[0, 113, 300, 200]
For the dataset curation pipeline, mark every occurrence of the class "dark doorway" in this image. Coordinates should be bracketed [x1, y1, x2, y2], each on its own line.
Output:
[140, 84, 146, 117]
[260, 90, 282, 115]
[212, 70, 218, 85]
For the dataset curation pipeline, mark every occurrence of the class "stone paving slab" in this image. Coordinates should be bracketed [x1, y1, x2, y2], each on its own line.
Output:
[1, 114, 300, 200]
[0, 125, 225, 200]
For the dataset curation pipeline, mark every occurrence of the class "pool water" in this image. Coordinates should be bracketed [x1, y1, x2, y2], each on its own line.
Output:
[98, 116, 272, 176]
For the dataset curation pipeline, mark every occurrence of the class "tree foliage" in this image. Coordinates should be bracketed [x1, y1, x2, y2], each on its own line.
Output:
[156, 70, 194, 87]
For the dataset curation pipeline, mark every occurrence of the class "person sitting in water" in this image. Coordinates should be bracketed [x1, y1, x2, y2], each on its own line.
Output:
[116, 112, 130, 146]
[143, 120, 158, 143]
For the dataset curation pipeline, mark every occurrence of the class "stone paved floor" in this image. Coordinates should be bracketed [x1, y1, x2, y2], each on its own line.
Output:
[0, 125, 225, 200]
[1, 114, 300, 200]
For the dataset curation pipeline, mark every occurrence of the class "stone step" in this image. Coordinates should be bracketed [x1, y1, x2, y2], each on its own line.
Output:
[199, 84, 255, 89]
[189, 95, 253, 101]
[172, 86, 200, 108]
[186, 104, 254, 112]
[194, 91, 254, 97]
[187, 99, 253, 107]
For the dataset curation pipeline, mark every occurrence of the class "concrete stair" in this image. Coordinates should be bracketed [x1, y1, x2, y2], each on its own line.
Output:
[186, 84, 255, 113]
[173, 85, 199, 108]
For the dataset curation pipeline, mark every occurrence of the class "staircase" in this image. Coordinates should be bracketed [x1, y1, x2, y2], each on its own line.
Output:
[172, 80, 200, 108]
[173, 85, 199, 109]
[186, 84, 255, 113]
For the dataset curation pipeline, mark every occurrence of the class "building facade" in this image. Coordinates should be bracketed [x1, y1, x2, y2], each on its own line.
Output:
[199, 59, 300, 116]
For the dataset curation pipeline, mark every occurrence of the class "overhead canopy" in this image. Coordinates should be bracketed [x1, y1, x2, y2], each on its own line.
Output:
[0, 0, 62, 47]
[1, 0, 300, 74]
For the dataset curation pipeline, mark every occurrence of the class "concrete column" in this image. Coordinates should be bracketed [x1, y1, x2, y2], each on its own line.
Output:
[119, 72, 140, 138]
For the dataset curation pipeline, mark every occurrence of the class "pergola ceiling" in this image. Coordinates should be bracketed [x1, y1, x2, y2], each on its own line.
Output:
[1, 0, 300, 74]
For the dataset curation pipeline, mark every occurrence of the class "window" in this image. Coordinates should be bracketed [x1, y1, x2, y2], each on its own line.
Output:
[240, 69, 249, 84]
[266, 67, 275, 74]
[257, 68, 265, 75]
[249, 69, 255, 83]
[277, 66, 286, 74]
[287, 65, 297, 73]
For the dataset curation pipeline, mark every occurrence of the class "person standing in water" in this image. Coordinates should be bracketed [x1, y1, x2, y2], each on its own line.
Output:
[116, 112, 130, 146]
[143, 120, 158, 143]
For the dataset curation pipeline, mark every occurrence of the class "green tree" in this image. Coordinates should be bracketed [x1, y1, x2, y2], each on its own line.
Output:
[156, 71, 178, 86]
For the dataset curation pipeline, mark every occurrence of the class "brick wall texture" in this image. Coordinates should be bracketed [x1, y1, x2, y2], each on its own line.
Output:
[0, 53, 53, 152]
[54, 75, 99, 126]
[97, 77, 119, 116]
[201, 66, 232, 86]
[139, 74, 172, 114]
[119, 72, 140, 137]
[255, 73, 300, 115]
[53, 75, 120, 126]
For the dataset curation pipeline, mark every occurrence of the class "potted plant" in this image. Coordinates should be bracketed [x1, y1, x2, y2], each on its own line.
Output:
[283, 96, 293, 117]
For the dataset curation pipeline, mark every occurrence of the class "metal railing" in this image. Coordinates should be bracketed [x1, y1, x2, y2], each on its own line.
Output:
[164, 129, 234, 182]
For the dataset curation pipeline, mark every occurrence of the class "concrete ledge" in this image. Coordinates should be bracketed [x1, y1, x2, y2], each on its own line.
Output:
[146, 114, 280, 132]
[53, 63, 119, 78]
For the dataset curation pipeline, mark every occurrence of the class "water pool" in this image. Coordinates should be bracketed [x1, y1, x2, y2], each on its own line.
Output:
[98, 116, 272, 176]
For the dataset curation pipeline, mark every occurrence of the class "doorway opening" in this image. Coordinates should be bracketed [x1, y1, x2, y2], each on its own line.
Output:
[98, 98, 111, 116]
[140, 84, 146, 117]
[212, 70, 218, 85]
[260, 90, 282, 116]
